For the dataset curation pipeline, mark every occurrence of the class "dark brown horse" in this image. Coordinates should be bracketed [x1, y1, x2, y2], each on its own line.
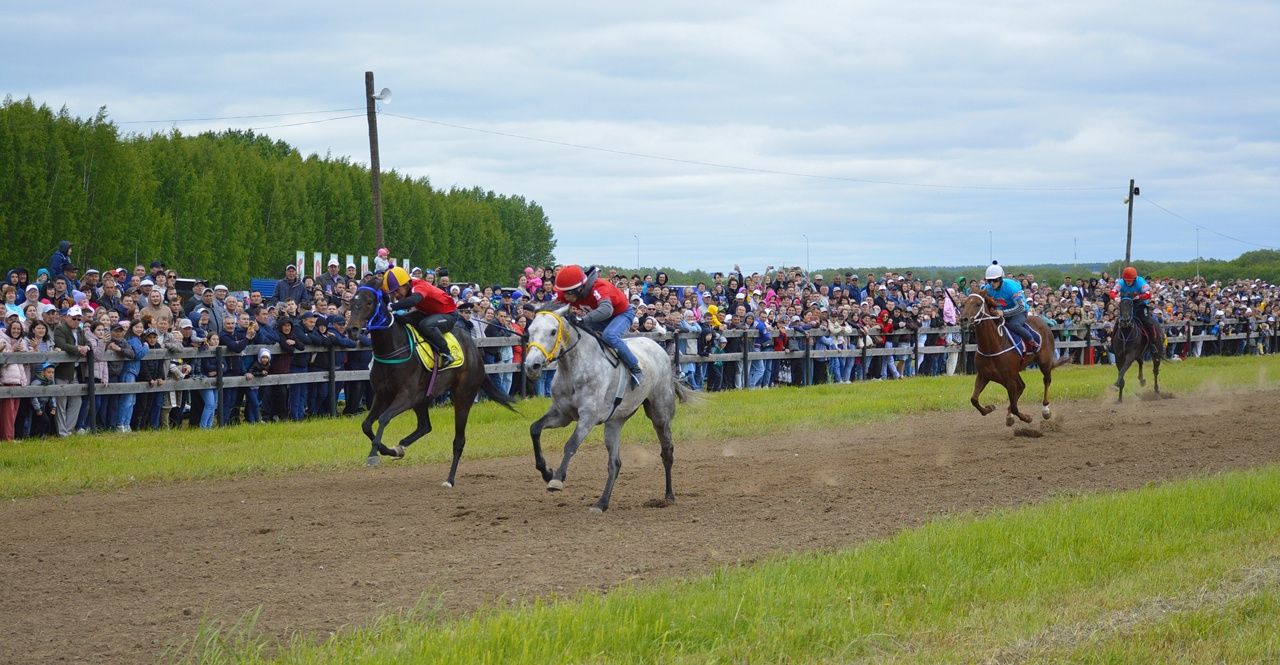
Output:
[1111, 298, 1163, 402]
[959, 292, 1070, 426]
[346, 275, 518, 486]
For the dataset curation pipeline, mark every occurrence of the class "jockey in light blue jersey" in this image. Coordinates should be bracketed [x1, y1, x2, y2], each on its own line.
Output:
[1110, 265, 1156, 336]
[979, 262, 1039, 354]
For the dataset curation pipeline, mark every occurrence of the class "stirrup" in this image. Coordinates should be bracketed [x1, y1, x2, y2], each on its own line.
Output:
[628, 367, 643, 388]
[437, 352, 454, 368]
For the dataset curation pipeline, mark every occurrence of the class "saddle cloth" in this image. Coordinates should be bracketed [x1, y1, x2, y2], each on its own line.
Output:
[1004, 323, 1041, 355]
[405, 326, 465, 371]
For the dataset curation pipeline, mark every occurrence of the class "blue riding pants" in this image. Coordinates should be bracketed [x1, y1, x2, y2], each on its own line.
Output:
[1005, 311, 1038, 349]
[589, 308, 640, 370]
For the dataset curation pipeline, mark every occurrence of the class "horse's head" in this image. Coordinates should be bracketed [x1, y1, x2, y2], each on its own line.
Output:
[347, 273, 390, 340]
[958, 293, 996, 327]
[1117, 298, 1134, 327]
[523, 304, 570, 376]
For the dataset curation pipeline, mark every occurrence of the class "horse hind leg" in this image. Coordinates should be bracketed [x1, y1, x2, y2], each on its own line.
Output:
[1041, 364, 1053, 420]
[444, 395, 474, 488]
[590, 420, 626, 514]
[644, 400, 676, 504]
[1007, 374, 1032, 426]
[1152, 352, 1161, 394]
[971, 375, 994, 416]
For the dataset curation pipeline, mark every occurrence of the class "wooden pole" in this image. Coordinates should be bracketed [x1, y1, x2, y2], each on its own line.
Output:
[1124, 178, 1135, 264]
[366, 71, 385, 247]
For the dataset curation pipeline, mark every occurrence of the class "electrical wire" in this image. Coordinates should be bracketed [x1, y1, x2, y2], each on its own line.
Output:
[1141, 197, 1277, 250]
[117, 107, 363, 124]
[247, 113, 365, 131]
[381, 111, 1119, 192]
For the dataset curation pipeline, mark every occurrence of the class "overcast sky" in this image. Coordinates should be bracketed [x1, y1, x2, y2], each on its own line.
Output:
[4, 1, 1278, 271]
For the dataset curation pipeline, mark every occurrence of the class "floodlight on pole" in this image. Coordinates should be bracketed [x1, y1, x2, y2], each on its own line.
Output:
[373, 87, 392, 103]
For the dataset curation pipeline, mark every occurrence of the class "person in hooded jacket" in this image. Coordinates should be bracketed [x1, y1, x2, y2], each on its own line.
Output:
[48, 241, 73, 281]
[282, 316, 311, 420]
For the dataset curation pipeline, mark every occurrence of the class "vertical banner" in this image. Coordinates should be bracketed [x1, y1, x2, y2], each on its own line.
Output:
[403, 258, 411, 271]
[312, 252, 322, 278]
[328, 253, 339, 271]
[295, 251, 305, 275]
[360, 256, 369, 276]
[345, 254, 354, 271]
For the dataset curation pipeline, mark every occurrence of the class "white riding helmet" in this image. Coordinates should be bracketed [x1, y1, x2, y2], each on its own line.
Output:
[984, 263, 1005, 280]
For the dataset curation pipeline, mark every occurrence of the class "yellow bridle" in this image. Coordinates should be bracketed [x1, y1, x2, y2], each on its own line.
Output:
[528, 310, 570, 364]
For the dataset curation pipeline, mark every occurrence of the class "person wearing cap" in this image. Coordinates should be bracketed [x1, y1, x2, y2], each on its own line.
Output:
[50, 306, 90, 436]
[208, 284, 230, 331]
[381, 266, 460, 367]
[980, 261, 1039, 357]
[273, 264, 305, 306]
[552, 264, 644, 387]
[318, 260, 346, 295]
[374, 247, 391, 273]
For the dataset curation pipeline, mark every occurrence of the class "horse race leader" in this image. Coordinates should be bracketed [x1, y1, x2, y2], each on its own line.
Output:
[553, 264, 644, 387]
[383, 266, 459, 367]
[981, 261, 1040, 357]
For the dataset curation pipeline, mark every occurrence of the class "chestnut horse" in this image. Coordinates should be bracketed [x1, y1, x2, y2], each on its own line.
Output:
[958, 292, 1071, 426]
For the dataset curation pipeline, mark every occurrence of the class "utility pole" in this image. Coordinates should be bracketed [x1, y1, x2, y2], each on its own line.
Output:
[988, 230, 993, 263]
[633, 234, 639, 271]
[1124, 179, 1139, 264]
[1196, 228, 1200, 279]
[365, 71, 385, 247]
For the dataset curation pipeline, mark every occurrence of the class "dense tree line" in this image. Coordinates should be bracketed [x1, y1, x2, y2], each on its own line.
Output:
[0, 97, 556, 286]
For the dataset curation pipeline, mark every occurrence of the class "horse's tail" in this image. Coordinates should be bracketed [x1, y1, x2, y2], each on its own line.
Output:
[480, 374, 521, 414]
[672, 375, 701, 405]
[1053, 354, 1072, 368]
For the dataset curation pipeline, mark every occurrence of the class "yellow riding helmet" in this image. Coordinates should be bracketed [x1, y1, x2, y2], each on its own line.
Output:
[383, 266, 411, 293]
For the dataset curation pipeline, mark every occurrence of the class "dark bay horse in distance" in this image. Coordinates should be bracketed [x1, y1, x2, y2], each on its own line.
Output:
[959, 292, 1071, 427]
[523, 305, 695, 513]
[346, 275, 518, 487]
[1112, 298, 1163, 402]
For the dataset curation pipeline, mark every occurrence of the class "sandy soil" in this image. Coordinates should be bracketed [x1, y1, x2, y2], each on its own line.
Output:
[0, 386, 1274, 664]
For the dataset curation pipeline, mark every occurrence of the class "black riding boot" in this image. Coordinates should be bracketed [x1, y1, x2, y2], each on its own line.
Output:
[417, 321, 454, 367]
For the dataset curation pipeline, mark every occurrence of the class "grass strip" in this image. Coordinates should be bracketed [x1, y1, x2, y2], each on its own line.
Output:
[1, 355, 1276, 499]
[175, 464, 1280, 664]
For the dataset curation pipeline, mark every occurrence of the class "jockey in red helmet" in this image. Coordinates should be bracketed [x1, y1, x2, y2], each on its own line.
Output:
[1110, 266, 1155, 336]
[383, 266, 459, 366]
[554, 264, 643, 387]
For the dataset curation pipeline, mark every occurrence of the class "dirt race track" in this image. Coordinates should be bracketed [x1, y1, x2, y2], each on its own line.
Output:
[2, 387, 1278, 663]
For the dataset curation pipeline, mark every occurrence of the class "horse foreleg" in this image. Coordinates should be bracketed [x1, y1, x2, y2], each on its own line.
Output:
[970, 375, 994, 416]
[1137, 358, 1147, 387]
[530, 408, 572, 483]
[591, 420, 625, 515]
[362, 393, 382, 466]
[444, 398, 473, 488]
[372, 392, 415, 458]
[549, 420, 595, 491]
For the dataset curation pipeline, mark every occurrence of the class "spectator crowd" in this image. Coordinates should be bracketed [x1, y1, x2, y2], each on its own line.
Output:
[1, 241, 1277, 441]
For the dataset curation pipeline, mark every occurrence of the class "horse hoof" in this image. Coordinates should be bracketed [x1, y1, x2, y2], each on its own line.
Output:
[1139, 380, 1147, 387]
[1006, 416, 1015, 427]
[441, 481, 454, 488]
[547, 479, 564, 491]
[588, 506, 604, 515]
[1042, 406, 1051, 420]
[392, 445, 406, 459]
[366, 456, 380, 468]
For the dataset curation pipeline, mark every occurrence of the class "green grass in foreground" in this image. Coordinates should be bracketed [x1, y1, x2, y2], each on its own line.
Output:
[1, 355, 1277, 499]
[177, 464, 1280, 664]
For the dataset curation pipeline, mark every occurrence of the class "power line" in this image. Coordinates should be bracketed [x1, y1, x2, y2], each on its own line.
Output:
[248, 113, 365, 131]
[1141, 197, 1278, 250]
[117, 107, 363, 125]
[381, 111, 1118, 192]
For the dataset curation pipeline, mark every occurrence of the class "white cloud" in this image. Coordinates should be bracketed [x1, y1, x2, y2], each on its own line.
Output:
[3, 0, 1278, 271]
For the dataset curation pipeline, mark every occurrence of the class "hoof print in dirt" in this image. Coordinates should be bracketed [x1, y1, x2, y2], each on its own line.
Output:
[1014, 428, 1044, 438]
[643, 498, 673, 509]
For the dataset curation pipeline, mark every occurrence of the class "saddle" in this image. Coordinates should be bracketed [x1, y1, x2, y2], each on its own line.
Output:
[567, 318, 622, 367]
[404, 326, 465, 371]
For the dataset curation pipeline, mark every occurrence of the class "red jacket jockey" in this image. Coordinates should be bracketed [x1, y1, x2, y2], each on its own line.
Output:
[554, 264, 643, 387]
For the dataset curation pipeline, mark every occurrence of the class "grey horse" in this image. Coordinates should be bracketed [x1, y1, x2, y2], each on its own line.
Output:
[523, 305, 694, 513]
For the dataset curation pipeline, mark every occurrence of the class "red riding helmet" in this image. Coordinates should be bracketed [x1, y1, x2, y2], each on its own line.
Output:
[1122, 266, 1137, 282]
[554, 265, 587, 292]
